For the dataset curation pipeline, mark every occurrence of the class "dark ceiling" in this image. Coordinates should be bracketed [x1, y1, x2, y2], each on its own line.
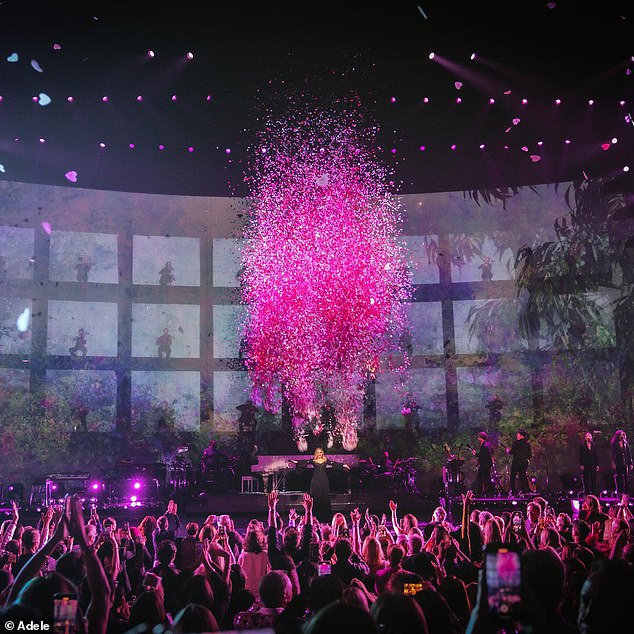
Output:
[0, 0, 632, 198]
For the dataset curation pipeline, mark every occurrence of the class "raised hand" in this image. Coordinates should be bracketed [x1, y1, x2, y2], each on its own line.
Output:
[303, 493, 313, 513]
[350, 508, 361, 524]
[268, 490, 278, 509]
[389, 499, 397, 512]
[66, 496, 89, 548]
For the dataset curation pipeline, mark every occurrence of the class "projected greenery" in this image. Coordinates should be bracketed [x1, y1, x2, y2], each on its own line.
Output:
[0, 177, 631, 494]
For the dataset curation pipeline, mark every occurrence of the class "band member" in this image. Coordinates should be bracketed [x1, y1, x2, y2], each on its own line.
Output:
[201, 439, 229, 481]
[579, 432, 600, 495]
[471, 431, 494, 496]
[611, 429, 633, 495]
[69, 328, 88, 357]
[291, 447, 349, 520]
[507, 430, 532, 495]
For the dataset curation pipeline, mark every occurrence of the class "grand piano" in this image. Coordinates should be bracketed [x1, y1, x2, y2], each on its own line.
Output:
[251, 454, 359, 492]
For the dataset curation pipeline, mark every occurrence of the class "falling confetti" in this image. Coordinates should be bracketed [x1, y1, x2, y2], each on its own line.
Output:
[16, 308, 30, 332]
[7, 53, 18, 62]
[454, 82, 463, 90]
[41, 222, 52, 234]
[512, 118, 521, 125]
[417, 5, 429, 19]
[241, 105, 411, 448]
[529, 155, 541, 162]
[0, 164, 5, 173]
[30, 59, 43, 72]
[64, 170, 78, 182]
[37, 93, 51, 106]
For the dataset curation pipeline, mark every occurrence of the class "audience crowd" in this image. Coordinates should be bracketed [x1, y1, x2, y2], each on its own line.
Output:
[1, 488, 634, 633]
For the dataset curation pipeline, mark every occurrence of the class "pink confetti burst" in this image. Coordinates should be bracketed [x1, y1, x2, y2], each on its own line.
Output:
[64, 170, 78, 182]
[529, 154, 542, 162]
[242, 107, 411, 441]
[41, 222, 52, 234]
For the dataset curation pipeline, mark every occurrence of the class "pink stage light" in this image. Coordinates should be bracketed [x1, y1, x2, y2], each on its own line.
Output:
[133, 481, 141, 490]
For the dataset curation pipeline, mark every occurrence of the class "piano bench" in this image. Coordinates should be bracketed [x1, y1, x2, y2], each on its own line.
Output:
[241, 476, 260, 494]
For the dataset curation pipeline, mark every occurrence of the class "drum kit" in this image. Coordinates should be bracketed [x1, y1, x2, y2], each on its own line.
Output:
[359, 457, 419, 493]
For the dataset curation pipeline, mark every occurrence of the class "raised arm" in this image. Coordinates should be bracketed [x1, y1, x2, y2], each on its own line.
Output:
[67, 496, 112, 634]
[7, 505, 68, 604]
[350, 508, 362, 555]
[389, 499, 402, 536]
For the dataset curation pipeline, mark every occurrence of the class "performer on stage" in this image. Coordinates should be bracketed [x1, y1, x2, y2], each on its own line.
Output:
[290, 447, 349, 520]
[611, 429, 633, 495]
[470, 431, 494, 496]
[201, 439, 228, 481]
[507, 429, 532, 495]
[579, 431, 599, 495]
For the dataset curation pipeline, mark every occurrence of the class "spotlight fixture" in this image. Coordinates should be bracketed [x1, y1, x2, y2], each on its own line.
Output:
[428, 52, 435, 60]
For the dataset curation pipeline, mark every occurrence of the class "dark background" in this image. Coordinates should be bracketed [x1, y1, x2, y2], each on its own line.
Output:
[0, 0, 631, 198]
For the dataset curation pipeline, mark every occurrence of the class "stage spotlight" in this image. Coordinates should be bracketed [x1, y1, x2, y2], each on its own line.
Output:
[133, 481, 141, 490]
[489, 98, 495, 104]
[612, 137, 618, 144]
[7, 482, 24, 502]
[588, 99, 594, 105]
[428, 52, 435, 60]
[555, 99, 562, 105]
[521, 98, 528, 105]
[423, 97, 429, 103]
[624, 166, 630, 172]
[564, 139, 572, 144]
[479, 144, 485, 149]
